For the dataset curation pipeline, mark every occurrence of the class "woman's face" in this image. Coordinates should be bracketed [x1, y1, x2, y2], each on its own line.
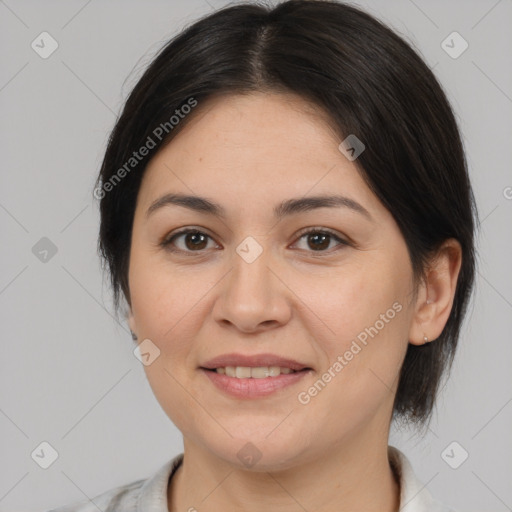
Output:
[128, 92, 418, 470]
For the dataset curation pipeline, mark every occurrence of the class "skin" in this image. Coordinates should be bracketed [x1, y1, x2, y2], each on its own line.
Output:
[127, 92, 462, 512]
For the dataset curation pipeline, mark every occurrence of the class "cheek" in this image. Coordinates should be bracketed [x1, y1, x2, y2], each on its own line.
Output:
[299, 258, 410, 353]
[294, 257, 412, 419]
[129, 260, 212, 434]
[129, 247, 212, 341]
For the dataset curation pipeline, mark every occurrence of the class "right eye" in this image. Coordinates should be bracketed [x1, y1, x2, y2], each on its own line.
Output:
[161, 228, 219, 254]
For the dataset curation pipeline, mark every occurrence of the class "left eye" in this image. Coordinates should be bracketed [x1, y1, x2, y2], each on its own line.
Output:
[293, 229, 349, 252]
[161, 228, 349, 254]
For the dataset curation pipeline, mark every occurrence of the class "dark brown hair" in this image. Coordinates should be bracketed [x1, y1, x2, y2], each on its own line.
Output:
[95, 0, 477, 426]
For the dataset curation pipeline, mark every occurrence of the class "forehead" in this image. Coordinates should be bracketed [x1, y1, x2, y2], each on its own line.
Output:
[137, 92, 378, 216]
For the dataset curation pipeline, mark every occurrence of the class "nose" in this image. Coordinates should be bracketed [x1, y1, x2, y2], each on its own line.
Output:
[212, 246, 292, 334]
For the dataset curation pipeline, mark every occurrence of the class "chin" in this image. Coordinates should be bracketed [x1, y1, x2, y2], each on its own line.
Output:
[197, 423, 316, 472]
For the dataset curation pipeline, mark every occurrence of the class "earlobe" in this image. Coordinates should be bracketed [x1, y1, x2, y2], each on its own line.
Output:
[127, 309, 138, 341]
[409, 239, 462, 346]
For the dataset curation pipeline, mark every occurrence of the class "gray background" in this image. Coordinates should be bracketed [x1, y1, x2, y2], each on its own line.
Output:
[1, 0, 511, 510]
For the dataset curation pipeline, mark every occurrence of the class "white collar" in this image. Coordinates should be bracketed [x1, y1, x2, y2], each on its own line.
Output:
[388, 446, 454, 511]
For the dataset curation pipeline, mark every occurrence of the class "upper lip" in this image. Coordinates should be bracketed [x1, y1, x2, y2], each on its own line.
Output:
[201, 353, 311, 371]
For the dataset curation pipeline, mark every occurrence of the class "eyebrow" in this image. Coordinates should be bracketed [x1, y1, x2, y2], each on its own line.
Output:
[146, 193, 372, 221]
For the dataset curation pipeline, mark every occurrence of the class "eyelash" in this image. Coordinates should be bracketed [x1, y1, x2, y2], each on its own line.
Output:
[160, 226, 350, 256]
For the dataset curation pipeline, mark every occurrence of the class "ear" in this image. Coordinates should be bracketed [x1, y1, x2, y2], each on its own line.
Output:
[409, 239, 462, 346]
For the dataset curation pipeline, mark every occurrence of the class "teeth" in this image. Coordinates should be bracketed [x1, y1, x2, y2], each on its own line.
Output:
[216, 366, 296, 378]
[235, 366, 251, 378]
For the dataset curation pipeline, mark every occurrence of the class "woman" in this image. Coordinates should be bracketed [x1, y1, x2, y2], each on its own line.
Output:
[50, 1, 476, 510]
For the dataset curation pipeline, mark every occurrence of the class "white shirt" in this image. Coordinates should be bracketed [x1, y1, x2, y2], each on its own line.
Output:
[47, 446, 456, 511]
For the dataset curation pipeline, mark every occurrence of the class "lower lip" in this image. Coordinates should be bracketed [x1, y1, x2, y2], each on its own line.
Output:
[200, 368, 311, 399]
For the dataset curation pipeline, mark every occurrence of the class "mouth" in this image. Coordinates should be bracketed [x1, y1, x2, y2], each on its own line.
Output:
[199, 353, 313, 399]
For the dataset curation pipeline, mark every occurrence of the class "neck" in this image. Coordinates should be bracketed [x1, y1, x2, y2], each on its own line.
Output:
[168, 429, 400, 512]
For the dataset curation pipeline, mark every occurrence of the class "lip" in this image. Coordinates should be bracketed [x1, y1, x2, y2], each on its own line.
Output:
[199, 352, 313, 399]
[200, 353, 310, 372]
[200, 367, 312, 399]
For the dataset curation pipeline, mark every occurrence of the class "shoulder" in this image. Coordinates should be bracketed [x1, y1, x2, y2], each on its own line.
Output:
[388, 446, 459, 512]
[45, 454, 183, 512]
[45, 477, 144, 512]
